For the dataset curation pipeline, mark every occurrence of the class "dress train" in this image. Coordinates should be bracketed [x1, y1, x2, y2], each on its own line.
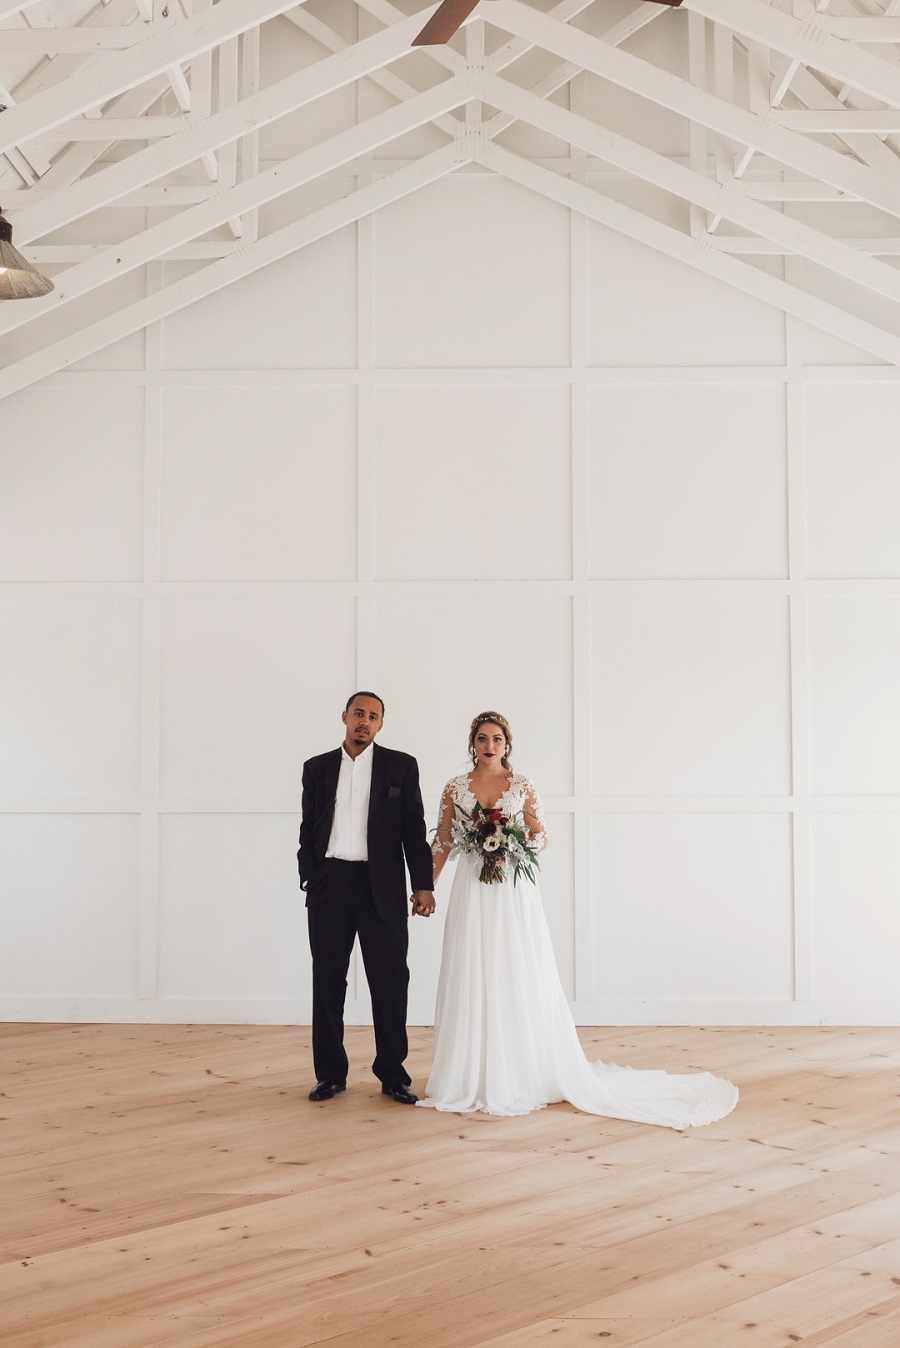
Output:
[418, 860, 738, 1129]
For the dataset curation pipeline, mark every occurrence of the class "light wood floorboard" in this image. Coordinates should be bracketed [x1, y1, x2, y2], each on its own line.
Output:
[1, 1024, 899, 1346]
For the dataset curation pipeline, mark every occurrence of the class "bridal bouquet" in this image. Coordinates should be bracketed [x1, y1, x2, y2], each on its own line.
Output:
[450, 802, 541, 886]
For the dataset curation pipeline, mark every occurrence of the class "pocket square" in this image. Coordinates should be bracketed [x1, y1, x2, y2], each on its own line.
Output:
[388, 785, 401, 799]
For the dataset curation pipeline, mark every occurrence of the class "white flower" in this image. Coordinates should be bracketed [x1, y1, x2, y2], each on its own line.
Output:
[482, 833, 503, 853]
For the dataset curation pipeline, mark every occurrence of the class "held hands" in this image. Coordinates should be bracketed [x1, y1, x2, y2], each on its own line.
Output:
[411, 889, 435, 917]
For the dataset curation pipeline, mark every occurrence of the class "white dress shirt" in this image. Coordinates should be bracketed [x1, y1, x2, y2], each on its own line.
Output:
[326, 744, 373, 861]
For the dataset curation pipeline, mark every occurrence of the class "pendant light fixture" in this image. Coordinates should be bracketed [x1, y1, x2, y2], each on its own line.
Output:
[0, 208, 54, 299]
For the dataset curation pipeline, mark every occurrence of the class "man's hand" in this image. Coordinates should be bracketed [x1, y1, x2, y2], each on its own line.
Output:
[411, 890, 435, 917]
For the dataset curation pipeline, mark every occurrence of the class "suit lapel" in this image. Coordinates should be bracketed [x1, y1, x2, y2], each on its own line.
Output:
[368, 743, 387, 847]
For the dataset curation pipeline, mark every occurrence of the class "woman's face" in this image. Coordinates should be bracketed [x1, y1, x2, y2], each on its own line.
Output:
[473, 723, 508, 767]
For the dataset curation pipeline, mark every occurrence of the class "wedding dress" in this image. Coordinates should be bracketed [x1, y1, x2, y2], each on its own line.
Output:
[417, 773, 738, 1128]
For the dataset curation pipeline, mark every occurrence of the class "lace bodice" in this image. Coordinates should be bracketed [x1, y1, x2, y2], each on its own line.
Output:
[431, 772, 548, 876]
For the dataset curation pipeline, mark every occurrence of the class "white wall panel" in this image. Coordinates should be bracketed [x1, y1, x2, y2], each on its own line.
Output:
[810, 813, 900, 1002]
[585, 220, 786, 367]
[536, 812, 575, 1000]
[159, 597, 356, 795]
[161, 227, 358, 370]
[807, 598, 900, 795]
[3, 46, 900, 1027]
[372, 595, 574, 798]
[158, 813, 308, 1000]
[372, 176, 571, 368]
[800, 323, 883, 367]
[0, 599, 142, 795]
[588, 383, 788, 578]
[804, 385, 900, 579]
[0, 815, 140, 997]
[590, 597, 792, 795]
[374, 384, 571, 580]
[591, 813, 794, 1001]
[160, 386, 356, 580]
[0, 386, 144, 582]
[408, 872, 449, 1023]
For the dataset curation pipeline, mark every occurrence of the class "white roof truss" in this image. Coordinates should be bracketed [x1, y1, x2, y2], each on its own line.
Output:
[2, 0, 900, 396]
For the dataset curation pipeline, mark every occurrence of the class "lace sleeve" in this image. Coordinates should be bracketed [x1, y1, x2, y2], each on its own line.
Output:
[431, 779, 456, 882]
[522, 778, 548, 853]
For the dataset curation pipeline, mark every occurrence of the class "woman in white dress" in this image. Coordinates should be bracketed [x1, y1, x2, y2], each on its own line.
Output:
[416, 712, 738, 1128]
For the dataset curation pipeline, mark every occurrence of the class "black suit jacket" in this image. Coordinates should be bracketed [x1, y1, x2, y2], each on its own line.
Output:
[297, 742, 434, 922]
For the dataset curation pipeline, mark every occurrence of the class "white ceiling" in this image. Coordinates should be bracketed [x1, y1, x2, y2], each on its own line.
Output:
[2, 0, 900, 393]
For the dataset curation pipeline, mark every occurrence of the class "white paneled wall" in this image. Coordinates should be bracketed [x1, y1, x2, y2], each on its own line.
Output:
[2, 177, 900, 1027]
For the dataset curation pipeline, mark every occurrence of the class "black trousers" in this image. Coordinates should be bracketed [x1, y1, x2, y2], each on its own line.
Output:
[306, 859, 411, 1087]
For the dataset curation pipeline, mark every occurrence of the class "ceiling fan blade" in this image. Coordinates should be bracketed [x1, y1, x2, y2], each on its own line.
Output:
[412, 0, 483, 46]
[652, 0, 684, 6]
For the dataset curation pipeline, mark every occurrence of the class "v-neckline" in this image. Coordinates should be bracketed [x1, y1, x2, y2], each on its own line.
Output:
[465, 770, 514, 813]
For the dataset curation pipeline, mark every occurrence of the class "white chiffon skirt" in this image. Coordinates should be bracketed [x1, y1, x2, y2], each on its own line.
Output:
[418, 863, 738, 1129]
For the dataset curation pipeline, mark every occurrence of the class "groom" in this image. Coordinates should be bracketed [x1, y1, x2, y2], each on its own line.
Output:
[297, 692, 435, 1104]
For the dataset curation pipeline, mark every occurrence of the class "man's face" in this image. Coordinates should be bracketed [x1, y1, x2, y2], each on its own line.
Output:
[342, 696, 384, 754]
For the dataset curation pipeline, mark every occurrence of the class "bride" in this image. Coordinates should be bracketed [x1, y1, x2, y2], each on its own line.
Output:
[415, 711, 738, 1128]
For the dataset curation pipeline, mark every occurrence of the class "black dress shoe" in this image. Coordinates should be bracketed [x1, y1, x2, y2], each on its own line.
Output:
[308, 1079, 346, 1102]
[381, 1082, 417, 1104]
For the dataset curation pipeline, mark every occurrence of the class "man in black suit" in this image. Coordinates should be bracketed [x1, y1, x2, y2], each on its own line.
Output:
[297, 691, 435, 1104]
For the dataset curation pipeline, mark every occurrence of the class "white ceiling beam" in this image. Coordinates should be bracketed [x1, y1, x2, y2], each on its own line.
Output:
[6, 0, 146, 109]
[485, 74, 900, 306]
[38, 117, 190, 138]
[773, 110, 900, 130]
[0, 144, 464, 401]
[488, 1, 900, 222]
[0, 0, 41, 18]
[10, 11, 438, 244]
[804, 16, 900, 40]
[165, 62, 193, 114]
[744, 180, 857, 200]
[0, 77, 53, 180]
[29, 242, 240, 260]
[0, 81, 465, 339]
[0, 185, 215, 205]
[34, 78, 173, 193]
[683, 0, 900, 108]
[1, 147, 38, 185]
[0, 0, 307, 153]
[0, 28, 144, 53]
[783, 61, 900, 175]
[711, 236, 900, 254]
[485, 142, 900, 365]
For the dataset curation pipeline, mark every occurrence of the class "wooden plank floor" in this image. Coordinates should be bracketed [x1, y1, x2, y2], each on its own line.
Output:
[2, 1025, 900, 1347]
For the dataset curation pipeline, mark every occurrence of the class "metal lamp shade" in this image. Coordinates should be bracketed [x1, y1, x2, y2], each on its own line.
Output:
[0, 217, 54, 299]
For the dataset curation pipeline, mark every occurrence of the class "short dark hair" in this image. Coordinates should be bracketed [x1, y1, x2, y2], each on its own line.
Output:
[345, 690, 385, 717]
